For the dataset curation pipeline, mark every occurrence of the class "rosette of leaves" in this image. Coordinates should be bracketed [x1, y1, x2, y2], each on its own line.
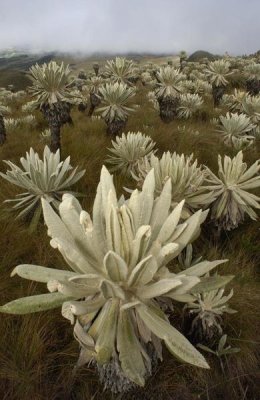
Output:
[177, 93, 204, 119]
[3, 117, 20, 132]
[221, 89, 248, 112]
[132, 152, 213, 218]
[204, 151, 260, 230]
[28, 61, 81, 152]
[104, 57, 138, 85]
[154, 66, 185, 122]
[106, 132, 157, 176]
[216, 112, 256, 147]
[0, 88, 14, 103]
[97, 82, 136, 135]
[185, 281, 236, 342]
[0, 146, 85, 227]
[242, 95, 260, 124]
[141, 71, 156, 86]
[147, 91, 159, 111]
[205, 60, 233, 106]
[0, 166, 233, 392]
[243, 63, 260, 95]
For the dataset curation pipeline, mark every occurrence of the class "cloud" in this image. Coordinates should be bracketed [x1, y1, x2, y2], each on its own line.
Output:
[0, 0, 259, 55]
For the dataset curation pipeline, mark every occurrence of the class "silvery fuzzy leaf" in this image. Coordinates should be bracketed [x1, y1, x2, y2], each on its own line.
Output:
[128, 255, 157, 286]
[137, 278, 182, 299]
[181, 259, 228, 277]
[95, 299, 119, 364]
[73, 319, 95, 348]
[103, 251, 128, 282]
[117, 309, 146, 387]
[137, 304, 209, 369]
[190, 275, 234, 294]
[0, 292, 74, 315]
[11, 264, 77, 283]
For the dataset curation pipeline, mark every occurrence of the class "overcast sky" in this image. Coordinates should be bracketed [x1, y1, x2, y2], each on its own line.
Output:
[0, 0, 259, 55]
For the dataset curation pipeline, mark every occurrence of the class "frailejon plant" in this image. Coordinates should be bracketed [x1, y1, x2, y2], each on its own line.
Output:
[97, 82, 136, 135]
[104, 57, 138, 85]
[0, 146, 85, 227]
[216, 112, 256, 147]
[0, 166, 233, 393]
[205, 60, 233, 106]
[243, 63, 260, 95]
[221, 89, 248, 112]
[177, 93, 204, 119]
[106, 132, 157, 176]
[0, 104, 11, 145]
[198, 335, 240, 373]
[185, 280, 236, 342]
[132, 152, 213, 218]
[242, 95, 260, 124]
[204, 151, 260, 230]
[83, 76, 105, 116]
[28, 61, 81, 152]
[154, 66, 185, 122]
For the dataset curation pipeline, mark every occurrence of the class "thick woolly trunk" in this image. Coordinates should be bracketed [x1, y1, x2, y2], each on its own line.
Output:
[78, 102, 87, 112]
[106, 118, 127, 135]
[88, 93, 101, 116]
[128, 76, 139, 84]
[40, 103, 70, 152]
[157, 96, 180, 123]
[41, 102, 73, 126]
[95, 343, 159, 394]
[93, 64, 99, 76]
[246, 78, 260, 95]
[78, 71, 87, 80]
[179, 58, 186, 71]
[0, 115, 6, 145]
[50, 123, 61, 153]
[212, 84, 225, 107]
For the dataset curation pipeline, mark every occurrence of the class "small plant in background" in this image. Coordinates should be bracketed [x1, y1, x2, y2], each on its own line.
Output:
[221, 89, 248, 112]
[204, 151, 260, 230]
[0, 146, 85, 228]
[216, 112, 256, 147]
[104, 57, 138, 85]
[0, 104, 11, 145]
[178, 93, 204, 119]
[84, 76, 105, 116]
[198, 334, 240, 372]
[205, 60, 233, 106]
[39, 128, 51, 143]
[243, 63, 260, 95]
[97, 82, 136, 135]
[185, 281, 236, 343]
[105, 131, 156, 176]
[242, 95, 260, 124]
[154, 66, 185, 122]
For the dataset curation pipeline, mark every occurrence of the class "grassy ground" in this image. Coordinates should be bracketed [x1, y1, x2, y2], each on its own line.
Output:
[0, 70, 259, 400]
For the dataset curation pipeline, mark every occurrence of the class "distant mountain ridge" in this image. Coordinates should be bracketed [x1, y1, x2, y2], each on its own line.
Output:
[0, 51, 57, 90]
[0, 52, 56, 71]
